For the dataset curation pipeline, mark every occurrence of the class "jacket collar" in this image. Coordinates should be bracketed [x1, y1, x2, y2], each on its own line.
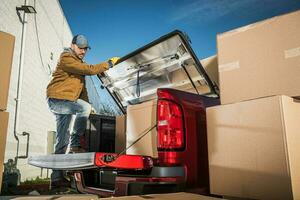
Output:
[63, 47, 84, 62]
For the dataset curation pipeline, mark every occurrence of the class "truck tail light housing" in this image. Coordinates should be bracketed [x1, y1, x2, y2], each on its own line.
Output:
[157, 99, 185, 150]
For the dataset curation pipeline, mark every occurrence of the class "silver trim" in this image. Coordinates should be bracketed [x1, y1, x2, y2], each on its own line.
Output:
[150, 166, 185, 177]
[28, 153, 96, 170]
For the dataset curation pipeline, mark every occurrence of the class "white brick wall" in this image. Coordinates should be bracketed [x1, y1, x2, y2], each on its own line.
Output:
[0, 0, 73, 180]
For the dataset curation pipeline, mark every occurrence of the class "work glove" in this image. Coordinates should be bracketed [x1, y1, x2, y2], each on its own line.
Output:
[108, 57, 120, 68]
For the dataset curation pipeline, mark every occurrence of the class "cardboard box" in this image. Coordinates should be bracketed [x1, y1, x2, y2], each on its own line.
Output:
[126, 99, 157, 157]
[0, 111, 9, 192]
[207, 95, 300, 200]
[101, 192, 222, 200]
[217, 10, 300, 105]
[201, 55, 219, 87]
[12, 192, 221, 200]
[115, 114, 126, 154]
[169, 55, 219, 95]
[11, 194, 99, 200]
[0, 32, 15, 111]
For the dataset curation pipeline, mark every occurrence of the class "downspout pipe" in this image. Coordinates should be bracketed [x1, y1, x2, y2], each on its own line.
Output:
[14, 0, 28, 165]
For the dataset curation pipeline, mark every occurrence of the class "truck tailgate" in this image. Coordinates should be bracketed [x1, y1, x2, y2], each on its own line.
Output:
[28, 153, 153, 170]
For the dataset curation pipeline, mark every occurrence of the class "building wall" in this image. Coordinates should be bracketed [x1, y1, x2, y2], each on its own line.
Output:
[0, 0, 72, 180]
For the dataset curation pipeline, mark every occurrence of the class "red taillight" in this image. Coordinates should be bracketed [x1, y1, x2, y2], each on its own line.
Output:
[157, 99, 184, 150]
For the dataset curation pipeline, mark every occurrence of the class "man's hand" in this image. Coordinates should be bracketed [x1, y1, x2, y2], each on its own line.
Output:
[108, 57, 120, 68]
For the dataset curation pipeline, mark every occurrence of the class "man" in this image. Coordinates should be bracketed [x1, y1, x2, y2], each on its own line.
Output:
[46, 34, 119, 190]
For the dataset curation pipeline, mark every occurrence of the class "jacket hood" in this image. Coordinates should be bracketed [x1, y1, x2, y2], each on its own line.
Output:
[63, 47, 73, 54]
[62, 47, 83, 61]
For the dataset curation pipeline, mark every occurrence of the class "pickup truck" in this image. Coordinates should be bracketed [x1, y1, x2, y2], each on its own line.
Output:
[28, 30, 220, 197]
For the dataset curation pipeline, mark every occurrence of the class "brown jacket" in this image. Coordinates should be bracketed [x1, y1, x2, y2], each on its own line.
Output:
[47, 48, 109, 102]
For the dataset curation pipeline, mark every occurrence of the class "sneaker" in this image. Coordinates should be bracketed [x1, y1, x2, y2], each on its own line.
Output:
[66, 146, 86, 154]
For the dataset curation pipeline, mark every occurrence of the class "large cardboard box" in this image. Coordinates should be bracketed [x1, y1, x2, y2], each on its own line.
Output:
[207, 95, 300, 200]
[201, 55, 219, 87]
[217, 10, 300, 105]
[115, 115, 126, 154]
[0, 112, 9, 192]
[11, 194, 99, 200]
[101, 192, 222, 200]
[12, 192, 221, 200]
[0, 32, 15, 111]
[126, 99, 157, 157]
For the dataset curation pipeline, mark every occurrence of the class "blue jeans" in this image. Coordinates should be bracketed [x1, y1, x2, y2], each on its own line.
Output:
[47, 98, 91, 181]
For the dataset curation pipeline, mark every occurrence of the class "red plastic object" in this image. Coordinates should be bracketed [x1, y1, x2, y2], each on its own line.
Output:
[94, 153, 153, 169]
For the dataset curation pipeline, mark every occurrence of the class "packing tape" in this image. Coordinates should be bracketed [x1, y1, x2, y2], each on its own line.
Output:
[219, 61, 240, 72]
[284, 47, 300, 59]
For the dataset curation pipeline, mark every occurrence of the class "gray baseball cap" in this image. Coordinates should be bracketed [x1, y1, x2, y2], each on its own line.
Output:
[72, 34, 91, 49]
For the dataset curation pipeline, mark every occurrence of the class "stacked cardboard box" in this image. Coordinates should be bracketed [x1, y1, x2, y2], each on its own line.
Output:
[0, 31, 15, 192]
[10, 192, 221, 200]
[0, 112, 9, 192]
[201, 55, 219, 88]
[126, 99, 158, 157]
[0, 31, 15, 111]
[207, 96, 300, 199]
[218, 10, 300, 105]
[207, 10, 300, 200]
[115, 115, 126, 154]
[100, 192, 222, 200]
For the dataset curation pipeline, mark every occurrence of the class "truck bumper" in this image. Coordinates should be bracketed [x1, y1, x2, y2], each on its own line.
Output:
[73, 166, 186, 197]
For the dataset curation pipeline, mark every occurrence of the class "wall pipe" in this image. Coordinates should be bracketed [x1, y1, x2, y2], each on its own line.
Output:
[13, 0, 30, 165]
